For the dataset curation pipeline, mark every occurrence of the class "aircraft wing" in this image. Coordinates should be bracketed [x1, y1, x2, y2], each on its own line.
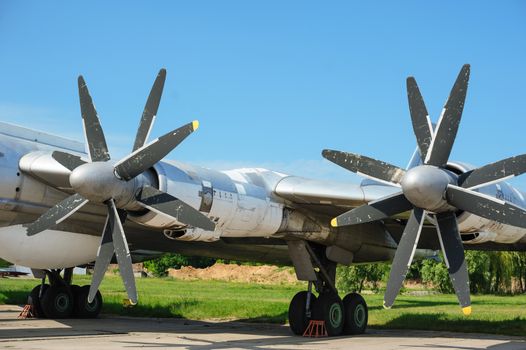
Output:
[274, 176, 401, 217]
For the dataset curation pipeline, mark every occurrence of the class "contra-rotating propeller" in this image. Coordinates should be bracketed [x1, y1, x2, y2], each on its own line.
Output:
[322, 64, 526, 315]
[25, 69, 216, 304]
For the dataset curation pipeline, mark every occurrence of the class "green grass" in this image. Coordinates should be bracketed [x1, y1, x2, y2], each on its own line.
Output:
[1, 276, 525, 336]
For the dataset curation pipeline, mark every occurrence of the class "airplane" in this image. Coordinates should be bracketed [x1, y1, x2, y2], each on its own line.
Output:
[1, 64, 526, 337]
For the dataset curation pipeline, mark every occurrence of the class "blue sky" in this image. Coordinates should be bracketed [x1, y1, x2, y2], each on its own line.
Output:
[1, 2, 525, 186]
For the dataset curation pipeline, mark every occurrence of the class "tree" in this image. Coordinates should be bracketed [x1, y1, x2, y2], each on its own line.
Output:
[465, 250, 491, 294]
[487, 252, 513, 294]
[511, 252, 526, 293]
[420, 251, 522, 295]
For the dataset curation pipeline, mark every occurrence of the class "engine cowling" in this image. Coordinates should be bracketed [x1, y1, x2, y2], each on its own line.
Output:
[128, 161, 285, 239]
[446, 162, 526, 244]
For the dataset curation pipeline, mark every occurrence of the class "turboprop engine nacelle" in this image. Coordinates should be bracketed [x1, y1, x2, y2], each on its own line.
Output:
[128, 161, 285, 238]
[440, 161, 526, 244]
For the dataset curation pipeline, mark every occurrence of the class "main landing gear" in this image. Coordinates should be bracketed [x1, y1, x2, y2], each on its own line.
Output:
[27, 268, 102, 318]
[288, 285, 368, 337]
[287, 244, 368, 336]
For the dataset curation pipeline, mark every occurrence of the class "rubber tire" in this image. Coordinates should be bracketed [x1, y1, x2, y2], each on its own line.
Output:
[342, 293, 368, 335]
[288, 291, 316, 335]
[27, 284, 49, 318]
[70, 285, 80, 317]
[73, 285, 102, 318]
[41, 285, 73, 319]
[70, 284, 81, 296]
[312, 292, 344, 336]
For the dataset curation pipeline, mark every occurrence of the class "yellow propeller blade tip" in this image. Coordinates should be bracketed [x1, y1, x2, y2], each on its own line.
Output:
[123, 298, 137, 307]
[192, 120, 199, 131]
[462, 306, 472, 316]
[330, 218, 338, 227]
[382, 301, 391, 310]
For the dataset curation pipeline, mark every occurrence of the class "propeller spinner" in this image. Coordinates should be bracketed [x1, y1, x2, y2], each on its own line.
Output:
[25, 69, 216, 304]
[323, 64, 526, 315]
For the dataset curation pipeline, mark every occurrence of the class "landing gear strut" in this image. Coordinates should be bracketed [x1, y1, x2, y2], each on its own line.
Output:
[287, 243, 368, 336]
[27, 268, 102, 319]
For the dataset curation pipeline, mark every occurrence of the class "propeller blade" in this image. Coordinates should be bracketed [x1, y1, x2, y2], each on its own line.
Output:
[435, 212, 471, 315]
[115, 121, 199, 181]
[52, 151, 87, 171]
[136, 186, 216, 231]
[132, 68, 167, 152]
[331, 192, 412, 227]
[322, 149, 405, 186]
[407, 77, 433, 160]
[26, 193, 89, 236]
[425, 64, 470, 167]
[78, 76, 110, 162]
[107, 199, 137, 304]
[459, 154, 526, 189]
[384, 208, 425, 308]
[446, 184, 526, 228]
[88, 214, 115, 303]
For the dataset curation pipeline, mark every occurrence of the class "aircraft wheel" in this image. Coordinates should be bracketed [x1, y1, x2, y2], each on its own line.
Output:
[342, 292, 368, 335]
[73, 285, 102, 318]
[288, 291, 316, 335]
[70, 284, 81, 293]
[41, 285, 73, 318]
[27, 284, 49, 318]
[312, 292, 344, 336]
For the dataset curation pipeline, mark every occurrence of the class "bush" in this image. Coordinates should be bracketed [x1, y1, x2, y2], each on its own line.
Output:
[336, 263, 390, 293]
[144, 254, 215, 277]
[421, 256, 453, 293]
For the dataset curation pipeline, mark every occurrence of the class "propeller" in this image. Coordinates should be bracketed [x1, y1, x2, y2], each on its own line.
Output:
[25, 69, 216, 304]
[323, 64, 526, 315]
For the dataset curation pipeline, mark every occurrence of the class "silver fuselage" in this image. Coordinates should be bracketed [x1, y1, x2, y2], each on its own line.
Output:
[1, 121, 526, 270]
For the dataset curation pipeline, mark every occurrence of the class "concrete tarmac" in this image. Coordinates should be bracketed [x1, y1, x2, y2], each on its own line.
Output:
[0, 305, 525, 350]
